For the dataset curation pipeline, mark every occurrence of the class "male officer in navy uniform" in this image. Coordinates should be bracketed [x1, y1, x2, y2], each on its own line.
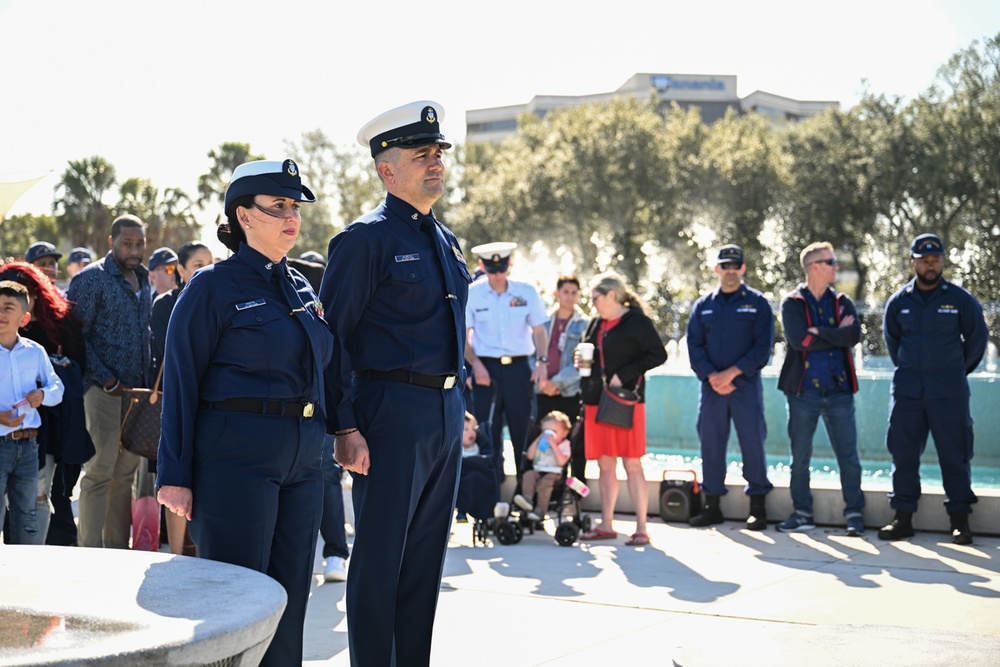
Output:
[879, 233, 987, 544]
[686, 244, 775, 530]
[464, 242, 548, 483]
[320, 100, 471, 667]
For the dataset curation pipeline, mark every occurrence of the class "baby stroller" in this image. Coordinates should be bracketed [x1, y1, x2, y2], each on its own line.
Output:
[454, 420, 500, 546]
[493, 419, 591, 547]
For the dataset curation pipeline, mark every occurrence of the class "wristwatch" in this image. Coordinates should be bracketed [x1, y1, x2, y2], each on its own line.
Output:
[536, 356, 548, 364]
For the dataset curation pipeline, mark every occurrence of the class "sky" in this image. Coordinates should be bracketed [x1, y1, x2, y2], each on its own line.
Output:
[1, 0, 998, 231]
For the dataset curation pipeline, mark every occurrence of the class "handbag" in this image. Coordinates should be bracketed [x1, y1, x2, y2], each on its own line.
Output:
[120, 363, 164, 460]
[593, 324, 642, 429]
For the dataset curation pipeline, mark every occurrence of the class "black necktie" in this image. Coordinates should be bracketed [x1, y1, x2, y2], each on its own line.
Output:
[277, 267, 321, 404]
[421, 217, 464, 375]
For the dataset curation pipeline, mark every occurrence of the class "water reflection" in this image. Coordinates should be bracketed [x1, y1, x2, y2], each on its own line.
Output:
[0, 609, 137, 650]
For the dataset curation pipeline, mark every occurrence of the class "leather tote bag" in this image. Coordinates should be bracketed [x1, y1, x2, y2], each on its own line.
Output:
[120, 363, 164, 460]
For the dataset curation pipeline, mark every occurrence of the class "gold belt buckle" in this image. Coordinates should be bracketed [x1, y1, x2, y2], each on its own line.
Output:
[443, 376, 457, 389]
[500, 355, 513, 365]
[302, 403, 315, 418]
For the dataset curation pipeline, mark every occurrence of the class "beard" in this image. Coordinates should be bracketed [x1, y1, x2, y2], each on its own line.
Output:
[915, 270, 940, 287]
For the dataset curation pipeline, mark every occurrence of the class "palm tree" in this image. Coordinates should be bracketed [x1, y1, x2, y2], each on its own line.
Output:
[115, 178, 198, 251]
[53, 156, 117, 252]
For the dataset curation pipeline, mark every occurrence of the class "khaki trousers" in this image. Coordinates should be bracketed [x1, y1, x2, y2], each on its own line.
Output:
[78, 387, 140, 548]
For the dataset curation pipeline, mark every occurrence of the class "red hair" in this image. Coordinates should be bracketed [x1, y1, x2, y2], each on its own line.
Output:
[0, 261, 72, 344]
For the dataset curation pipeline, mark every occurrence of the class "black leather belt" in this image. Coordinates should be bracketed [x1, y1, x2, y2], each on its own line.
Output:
[479, 355, 527, 366]
[353, 370, 458, 390]
[201, 399, 315, 418]
[2, 428, 38, 440]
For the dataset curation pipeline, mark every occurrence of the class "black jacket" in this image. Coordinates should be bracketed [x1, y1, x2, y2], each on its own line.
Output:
[580, 308, 666, 406]
[777, 285, 860, 396]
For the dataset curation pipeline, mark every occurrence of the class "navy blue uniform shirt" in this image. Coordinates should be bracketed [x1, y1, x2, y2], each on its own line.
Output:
[157, 243, 334, 488]
[687, 282, 775, 383]
[883, 278, 987, 400]
[320, 193, 472, 431]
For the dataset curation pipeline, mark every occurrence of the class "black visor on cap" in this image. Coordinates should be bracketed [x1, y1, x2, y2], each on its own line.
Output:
[224, 160, 316, 218]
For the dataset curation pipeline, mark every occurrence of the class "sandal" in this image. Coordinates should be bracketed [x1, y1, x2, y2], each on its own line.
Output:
[625, 532, 650, 546]
[581, 527, 618, 540]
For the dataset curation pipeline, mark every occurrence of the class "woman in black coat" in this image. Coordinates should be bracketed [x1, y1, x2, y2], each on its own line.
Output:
[578, 272, 666, 546]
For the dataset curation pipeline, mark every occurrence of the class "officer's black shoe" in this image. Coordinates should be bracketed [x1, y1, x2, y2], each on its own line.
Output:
[877, 512, 915, 540]
[949, 512, 973, 545]
[746, 495, 767, 531]
[689, 495, 724, 527]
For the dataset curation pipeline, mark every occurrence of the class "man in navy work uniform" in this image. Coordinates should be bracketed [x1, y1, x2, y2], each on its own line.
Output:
[879, 233, 987, 544]
[687, 244, 775, 530]
[320, 100, 472, 667]
[465, 242, 548, 483]
[776, 242, 865, 535]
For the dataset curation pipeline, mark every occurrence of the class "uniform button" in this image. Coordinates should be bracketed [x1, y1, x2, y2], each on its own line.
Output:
[410, 272, 415, 278]
[256, 316, 262, 322]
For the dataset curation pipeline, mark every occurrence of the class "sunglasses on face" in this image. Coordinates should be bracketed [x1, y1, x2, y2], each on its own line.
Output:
[719, 262, 743, 271]
[161, 264, 177, 274]
[811, 258, 838, 267]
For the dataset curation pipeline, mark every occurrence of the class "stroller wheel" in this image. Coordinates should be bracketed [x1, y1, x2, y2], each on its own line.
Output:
[578, 514, 593, 532]
[555, 522, 579, 547]
[511, 521, 524, 544]
[496, 521, 517, 545]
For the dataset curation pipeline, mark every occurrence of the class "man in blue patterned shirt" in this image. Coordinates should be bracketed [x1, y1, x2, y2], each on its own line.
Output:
[67, 214, 151, 549]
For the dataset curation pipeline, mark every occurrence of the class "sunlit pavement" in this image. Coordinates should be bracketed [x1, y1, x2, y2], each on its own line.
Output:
[303, 515, 1000, 666]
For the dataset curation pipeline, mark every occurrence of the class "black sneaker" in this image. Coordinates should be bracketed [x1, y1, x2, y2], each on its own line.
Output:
[877, 512, 914, 541]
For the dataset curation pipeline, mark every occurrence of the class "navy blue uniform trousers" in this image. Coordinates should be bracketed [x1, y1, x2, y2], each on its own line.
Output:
[696, 379, 773, 497]
[189, 409, 324, 667]
[347, 379, 463, 667]
[472, 357, 532, 485]
[886, 394, 977, 514]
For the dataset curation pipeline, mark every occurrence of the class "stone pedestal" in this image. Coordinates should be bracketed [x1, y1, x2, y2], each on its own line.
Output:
[0, 546, 286, 667]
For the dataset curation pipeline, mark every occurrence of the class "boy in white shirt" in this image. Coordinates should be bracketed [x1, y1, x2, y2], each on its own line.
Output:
[0, 281, 64, 544]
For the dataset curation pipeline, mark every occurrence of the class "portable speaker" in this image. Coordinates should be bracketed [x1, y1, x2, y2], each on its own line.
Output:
[659, 470, 701, 522]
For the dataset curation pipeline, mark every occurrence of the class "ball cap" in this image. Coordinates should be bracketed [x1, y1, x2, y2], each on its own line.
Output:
[148, 247, 179, 271]
[67, 247, 94, 265]
[715, 244, 744, 265]
[358, 101, 452, 159]
[471, 241, 517, 273]
[910, 233, 944, 257]
[224, 159, 316, 218]
[25, 242, 62, 264]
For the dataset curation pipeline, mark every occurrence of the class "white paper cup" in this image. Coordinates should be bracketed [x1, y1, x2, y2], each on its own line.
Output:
[577, 342, 595, 377]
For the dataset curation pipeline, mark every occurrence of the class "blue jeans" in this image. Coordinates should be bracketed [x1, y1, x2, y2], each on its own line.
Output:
[0, 436, 40, 544]
[320, 435, 349, 560]
[786, 390, 864, 517]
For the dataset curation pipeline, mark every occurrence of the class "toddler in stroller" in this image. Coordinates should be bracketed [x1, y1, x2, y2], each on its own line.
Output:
[454, 412, 500, 543]
[496, 411, 592, 546]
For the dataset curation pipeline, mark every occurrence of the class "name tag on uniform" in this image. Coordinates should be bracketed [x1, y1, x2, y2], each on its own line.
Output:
[236, 299, 266, 311]
[737, 305, 757, 314]
[395, 253, 420, 262]
[900, 309, 910, 314]
[701, 309, 713, 315]
[938, 305, 958, 314]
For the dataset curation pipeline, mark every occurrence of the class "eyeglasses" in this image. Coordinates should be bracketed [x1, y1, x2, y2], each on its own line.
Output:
[162, 264, 176, 275]
[590, 292, 604, 301]
[810, 258, 838, 267]
[252, 201, 301, 220]
[719, 262, 743, 271]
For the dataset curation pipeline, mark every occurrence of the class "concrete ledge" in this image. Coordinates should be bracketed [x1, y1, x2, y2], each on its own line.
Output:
[500, 469, 1000, 536]
[0, 546, 286, 667]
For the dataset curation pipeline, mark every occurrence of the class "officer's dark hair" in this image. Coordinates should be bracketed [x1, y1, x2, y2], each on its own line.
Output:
[111, 214, 146, 239]
[590, 271, 646, 314]
[0, 280, 30, 311]
[556, 275, 580, 290]
[218, 195, 254, 253]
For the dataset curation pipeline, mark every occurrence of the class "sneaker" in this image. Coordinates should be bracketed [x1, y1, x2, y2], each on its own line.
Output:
[323, 556, 347, 582]
[846, 516, 865, 536]
[513, 494, 533, 512]
[777, 513, 816, 532]
[455, 512, 468, 524]
[526, 512, 542, 522]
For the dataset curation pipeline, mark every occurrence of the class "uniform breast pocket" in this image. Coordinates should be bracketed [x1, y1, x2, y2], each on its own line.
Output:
[897, 311, 917, 335]
[389, 260, 431, 284]
[699, 310, 718, 334]
[229, 304, 286, 345]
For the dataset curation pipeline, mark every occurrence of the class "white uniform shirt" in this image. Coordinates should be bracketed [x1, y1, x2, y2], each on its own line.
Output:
[466, 277, 548, 358]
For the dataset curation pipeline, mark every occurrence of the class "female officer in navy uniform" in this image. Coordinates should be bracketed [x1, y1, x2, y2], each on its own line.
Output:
[156, 159, 333, 667]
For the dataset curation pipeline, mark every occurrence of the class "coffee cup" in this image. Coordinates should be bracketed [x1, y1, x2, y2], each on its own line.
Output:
[576, 342, 595, 377]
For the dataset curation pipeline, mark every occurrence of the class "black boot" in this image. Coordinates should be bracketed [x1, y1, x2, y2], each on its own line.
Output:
[746, 495, 767, 531]
[689, 495, 724, 527]
[877, 511, 915, 540]
[949, 512, 973, 545]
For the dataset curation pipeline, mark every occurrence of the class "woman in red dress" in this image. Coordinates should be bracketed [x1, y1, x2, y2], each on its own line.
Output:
[578, 272, 666, 546]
